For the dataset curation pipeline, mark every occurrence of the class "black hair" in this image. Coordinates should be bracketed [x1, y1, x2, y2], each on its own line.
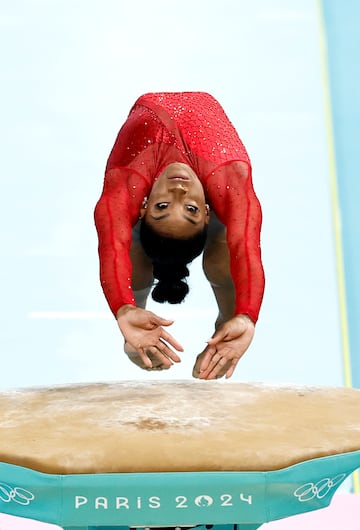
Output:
[139, 219, 208, 304]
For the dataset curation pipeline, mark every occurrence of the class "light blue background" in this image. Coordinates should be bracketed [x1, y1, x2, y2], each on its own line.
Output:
[0, 0, 345, 388]
[1, 2, 360, 528]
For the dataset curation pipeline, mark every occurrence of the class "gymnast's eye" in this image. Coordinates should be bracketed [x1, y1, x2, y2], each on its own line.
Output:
[186, 204, 199, 213]
[155, 202, 169, 210]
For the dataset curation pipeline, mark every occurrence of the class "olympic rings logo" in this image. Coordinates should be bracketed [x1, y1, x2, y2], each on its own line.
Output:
[0, 482, 35, 505]
[294, 473, 346, 502]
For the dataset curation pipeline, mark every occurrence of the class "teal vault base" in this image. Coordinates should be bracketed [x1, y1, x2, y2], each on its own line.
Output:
[1, 450, 359, 530]
[84, 523, 262, 530]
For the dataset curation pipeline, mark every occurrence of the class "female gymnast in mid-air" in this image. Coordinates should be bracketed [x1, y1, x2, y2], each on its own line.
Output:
[94, 92, 265, 380]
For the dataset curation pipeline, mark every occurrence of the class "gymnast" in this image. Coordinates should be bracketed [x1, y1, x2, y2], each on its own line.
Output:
[94, 92, 265, 379]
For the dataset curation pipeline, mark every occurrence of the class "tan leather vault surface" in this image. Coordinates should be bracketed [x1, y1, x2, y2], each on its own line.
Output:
[0, 380, 359, 474]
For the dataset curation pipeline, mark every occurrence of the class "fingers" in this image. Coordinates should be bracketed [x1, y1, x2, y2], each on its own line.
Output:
[125, 340, 181, 371]
[160, 329, 184, 353]
[225, 361, 237, 379]
[126, 348, 171, 371]
[150, 313, 174, 327]
[192, 346, 214, 378]
[158, 339, 182, 363]
[206, 328, 235, 347]
[206, 333, 225, 347]
[207, 327, 236, 345]
[198, 345, 216, 372]
[198, 352, 231, 380]
[136, 348, 156, 369]
[142, 337, 182, 364]
[192, 346, 224, 379]
[193, 344, 240, 380]
[147, 313, 184, 353]
[148, 342, 181, 368]
[155, 317, 174, 326]
[144, 346, 173, 370]
[126, 349, 153, 369]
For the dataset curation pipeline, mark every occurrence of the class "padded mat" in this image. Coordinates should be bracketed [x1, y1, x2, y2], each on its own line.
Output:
[0, 380, 360, 474]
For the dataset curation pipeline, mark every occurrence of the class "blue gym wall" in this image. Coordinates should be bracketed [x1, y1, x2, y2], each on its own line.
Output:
[321, 0, 360, 389]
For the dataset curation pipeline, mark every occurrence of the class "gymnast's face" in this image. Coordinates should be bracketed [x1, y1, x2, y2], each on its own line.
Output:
[141, 163, 210, 238]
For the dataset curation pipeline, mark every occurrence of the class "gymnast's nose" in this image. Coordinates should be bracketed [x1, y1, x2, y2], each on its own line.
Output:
[169, 183, 188, 194]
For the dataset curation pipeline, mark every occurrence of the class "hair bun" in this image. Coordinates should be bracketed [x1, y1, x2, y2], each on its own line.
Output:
[152, 279, 189, 304]
[153, 262, 189, 281]
[152, 263, 189, 304]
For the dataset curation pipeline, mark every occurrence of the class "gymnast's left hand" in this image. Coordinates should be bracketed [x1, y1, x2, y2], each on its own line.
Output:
[192, 315, 255, 380]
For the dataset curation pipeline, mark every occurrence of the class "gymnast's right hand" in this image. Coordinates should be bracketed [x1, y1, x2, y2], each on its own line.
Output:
[116, 305, 183, 370]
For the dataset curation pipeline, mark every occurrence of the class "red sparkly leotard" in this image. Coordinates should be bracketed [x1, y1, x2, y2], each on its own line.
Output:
[94, 92, 264, 322]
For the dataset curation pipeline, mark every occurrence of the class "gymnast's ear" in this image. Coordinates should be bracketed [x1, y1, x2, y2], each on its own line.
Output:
[139, 197, 148, 220]
[204, 204, 210, 224]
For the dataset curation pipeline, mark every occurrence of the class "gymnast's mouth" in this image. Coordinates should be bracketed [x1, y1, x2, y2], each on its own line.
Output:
[167, 175, 191, 181]
[168, 175, 190, 182]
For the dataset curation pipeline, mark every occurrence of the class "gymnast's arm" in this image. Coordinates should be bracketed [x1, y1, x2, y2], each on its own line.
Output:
[210, 162, 265, 322]
[193, 162, 265, 380]
[94, 168, 183, 369]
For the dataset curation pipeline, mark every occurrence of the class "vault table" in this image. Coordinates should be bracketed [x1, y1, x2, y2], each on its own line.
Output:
[0, 380, 359, 530]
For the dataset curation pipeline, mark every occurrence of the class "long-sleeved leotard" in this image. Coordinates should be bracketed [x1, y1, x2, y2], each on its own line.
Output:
[94, 92, 265, 322]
